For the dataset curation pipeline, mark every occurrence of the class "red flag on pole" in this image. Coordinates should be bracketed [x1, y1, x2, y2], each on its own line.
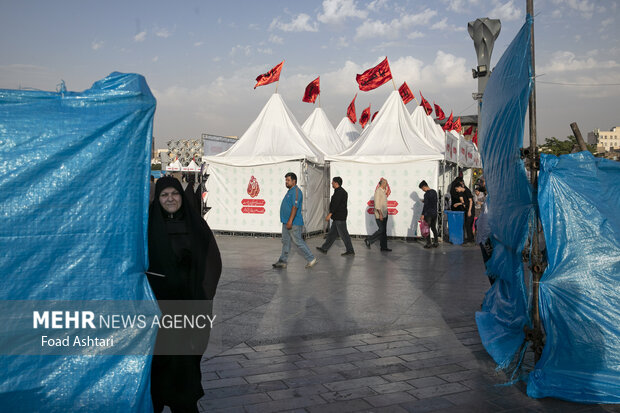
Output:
[302, 76, 320, 103]
[356, 57, 393, 91]
[453, 117, 462, 133]
[360, 105, 371, 128]
[371, 111, 379, 122]
[347, 94, 357, 124]
[464, 125, 473, 135]
[433, 103, 446, 120]
[254, 61, 284, 89]
[442, 112, 453, 131]
[472, 131, 478, 147]
[398, 82, 414, 104]
[419, 92, 432, 116]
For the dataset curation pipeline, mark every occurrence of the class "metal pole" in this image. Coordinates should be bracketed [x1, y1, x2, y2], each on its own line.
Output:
[526, 0, 545, 362]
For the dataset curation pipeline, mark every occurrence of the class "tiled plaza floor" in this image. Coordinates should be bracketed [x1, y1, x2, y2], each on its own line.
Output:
[188, 235, 618, 413]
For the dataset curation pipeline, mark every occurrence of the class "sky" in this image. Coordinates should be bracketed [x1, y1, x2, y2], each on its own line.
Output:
[1, 0, 618, 149]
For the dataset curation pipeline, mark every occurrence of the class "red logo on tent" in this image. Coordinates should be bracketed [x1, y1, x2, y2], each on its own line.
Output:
[452, 147, 457, 155]
[367, 200, 398, 207]
[247, 176, 260, 198]
[367, 208, 399, 215]
[461, 147, 466, 155]
[241, 199, 266, 206]
[241, 207, 265, 214]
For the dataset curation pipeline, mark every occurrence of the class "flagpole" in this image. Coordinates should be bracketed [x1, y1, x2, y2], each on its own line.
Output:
[319, 94, 321, 108]
[391, 78, 397, 91]
[275, 80, 279, 94]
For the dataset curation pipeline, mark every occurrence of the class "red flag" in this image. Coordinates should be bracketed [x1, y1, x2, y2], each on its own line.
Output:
[302, 76, 320, 103]
[254, 61, 284, 89]
[442, 112, 453, 131]
[464, 125, 473, 135]
[472, 131, 478, 147]
[434, 103, 446, 120]
[453, 117, 462, 133]
[360, 105, 371, 128]
[347, 94, 357, 124]
[371, 111, 379, 122]
[398, 82, 414, 104]
[356, 57, 393, 91]
[419, 92, 432, 116]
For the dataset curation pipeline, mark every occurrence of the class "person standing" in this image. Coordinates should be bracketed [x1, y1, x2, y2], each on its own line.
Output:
[462, 183, 475, 243]
[365, 178, 391, 251]
[419, 180, 439, 248]
[273, 172, 317, 269]
[146, 176, 222, 413]
[316, 177, 355, 256]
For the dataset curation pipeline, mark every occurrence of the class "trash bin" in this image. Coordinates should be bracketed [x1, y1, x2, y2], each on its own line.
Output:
[445, 210, 464, 245]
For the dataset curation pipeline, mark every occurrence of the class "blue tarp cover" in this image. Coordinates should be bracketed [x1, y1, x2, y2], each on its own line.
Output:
[0, 72, 157, 411]
[528, 152, 620, 403]
[475, 17, 533, 369]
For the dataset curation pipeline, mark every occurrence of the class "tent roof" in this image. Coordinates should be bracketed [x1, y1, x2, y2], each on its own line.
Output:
[302, 107, 346, 155]
[411, 105, 445, 154]
[335, 117, 360, 147]
[327, 91, 442, 163]
[205, 93, 323, 166]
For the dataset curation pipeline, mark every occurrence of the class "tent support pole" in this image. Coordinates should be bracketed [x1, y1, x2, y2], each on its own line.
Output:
[524, 0, 545, 364]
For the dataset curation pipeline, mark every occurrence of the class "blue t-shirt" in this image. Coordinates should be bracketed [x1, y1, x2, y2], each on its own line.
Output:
[280, 185, 304, 226]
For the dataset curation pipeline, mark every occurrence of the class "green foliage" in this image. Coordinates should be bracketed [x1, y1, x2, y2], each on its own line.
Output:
[538, 135, 596, 156]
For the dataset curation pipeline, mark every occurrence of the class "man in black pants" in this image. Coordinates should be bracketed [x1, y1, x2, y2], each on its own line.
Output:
[462, 183, 475, 243]
[419, 180, 439, 248]
[317, 177, 355, 256]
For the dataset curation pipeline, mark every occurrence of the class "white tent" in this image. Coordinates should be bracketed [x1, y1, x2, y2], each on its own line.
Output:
[335, 117, 360, 147]
[327, 91, 443, 238]
[203, 93, 327, 235]
[410, 105, 445, 154]
[301, 107, 346, 155]
[166, 159, 182, 171]
[182, 159, 201, 172]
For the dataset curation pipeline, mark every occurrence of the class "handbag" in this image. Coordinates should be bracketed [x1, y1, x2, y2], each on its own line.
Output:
[419, 219, 430, 237]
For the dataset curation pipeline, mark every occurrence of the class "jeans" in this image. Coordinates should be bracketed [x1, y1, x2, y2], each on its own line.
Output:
[367, 215, 388, 249]
[320, 220, 355, 253]
[279, 224, 315, 263]
[424, 215, 438, 245]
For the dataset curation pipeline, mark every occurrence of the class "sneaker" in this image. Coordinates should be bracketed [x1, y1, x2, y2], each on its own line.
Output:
[364, 239, 371, 249]
[272, 260, 287, 268]
[316, 247, 328, 254]
[423, 244, 432, 249]
[432, 243, 439, 248]
[380, 248, 392, 252]
[341, 251, 355, 256]
[305, 258, 318, 268]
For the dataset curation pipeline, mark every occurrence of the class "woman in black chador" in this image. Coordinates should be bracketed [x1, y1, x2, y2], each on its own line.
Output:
[147, 176, 221, 413]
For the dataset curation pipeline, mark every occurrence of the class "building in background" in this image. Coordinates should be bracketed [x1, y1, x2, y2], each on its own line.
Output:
[588, 127, 620, 154]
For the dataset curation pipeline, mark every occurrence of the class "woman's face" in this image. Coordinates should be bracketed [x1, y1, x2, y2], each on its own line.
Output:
[159, 187, 182, 214]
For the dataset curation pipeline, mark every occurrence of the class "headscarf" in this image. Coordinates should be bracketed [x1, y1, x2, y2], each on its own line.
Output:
[147, 176, 221, 300]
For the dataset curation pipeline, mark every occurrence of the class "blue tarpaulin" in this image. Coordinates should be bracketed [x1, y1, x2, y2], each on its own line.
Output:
[0, 73, 157, 411]
[528, 152, 620, 402]
[475, 17, 533, 370]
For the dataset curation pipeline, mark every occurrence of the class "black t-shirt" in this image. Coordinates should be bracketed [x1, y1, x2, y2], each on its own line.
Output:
[462, 187, 474, 214]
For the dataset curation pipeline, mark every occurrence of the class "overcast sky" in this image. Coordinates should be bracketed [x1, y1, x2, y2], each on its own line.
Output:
[1, 0, 618, 148]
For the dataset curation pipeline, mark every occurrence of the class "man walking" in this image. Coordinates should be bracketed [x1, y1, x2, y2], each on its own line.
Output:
[419, 180, 439, 248]
[365, 178, 391, 251]
[273, 172, 317, 269]
[316, 177, 355, 256]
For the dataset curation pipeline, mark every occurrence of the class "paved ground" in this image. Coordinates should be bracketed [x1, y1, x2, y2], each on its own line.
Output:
[187, 234, 617, 413]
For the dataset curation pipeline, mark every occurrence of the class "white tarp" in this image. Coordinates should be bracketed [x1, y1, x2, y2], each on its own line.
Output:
[207, 93, 324, 166]
[335, 117, 360, 148]
[329, 91, 442, 163]
[410, 105, 445, 154]
[330, 161, 439, 237]
[302, 107, 346, 155]
[203, 93, 327, 234]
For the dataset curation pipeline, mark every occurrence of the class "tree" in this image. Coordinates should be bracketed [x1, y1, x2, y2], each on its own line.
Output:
[538, 135, 596, 156]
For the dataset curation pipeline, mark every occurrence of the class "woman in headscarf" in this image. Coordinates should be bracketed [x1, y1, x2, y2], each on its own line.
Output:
[147, 176, 221, 413]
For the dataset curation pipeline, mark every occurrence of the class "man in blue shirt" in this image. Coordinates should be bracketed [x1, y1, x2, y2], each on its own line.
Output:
[273, 172, 317, 269]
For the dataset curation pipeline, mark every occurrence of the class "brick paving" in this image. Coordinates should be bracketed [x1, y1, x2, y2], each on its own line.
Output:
[186, 235, 618, 413]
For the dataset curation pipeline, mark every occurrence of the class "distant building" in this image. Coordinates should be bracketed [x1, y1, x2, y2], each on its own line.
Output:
[588, 127, 620, 153]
